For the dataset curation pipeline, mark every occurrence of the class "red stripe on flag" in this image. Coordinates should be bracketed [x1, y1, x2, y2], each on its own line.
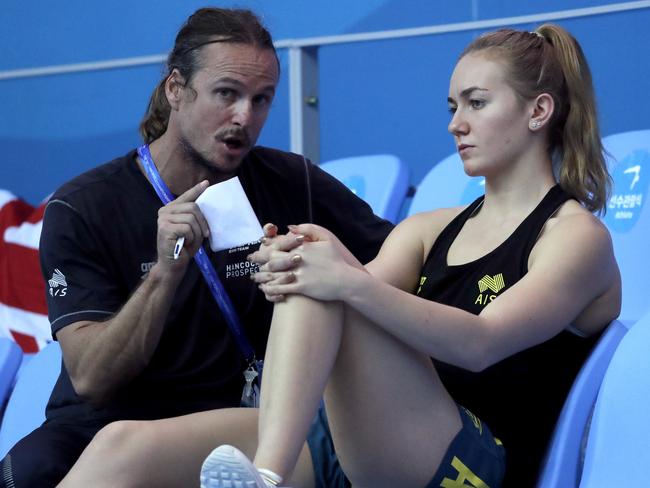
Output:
[10, 329, 40, 353]
[0, 242, 46, 314]
[29, 203, 46, 223]
[0, 199, 38, 230]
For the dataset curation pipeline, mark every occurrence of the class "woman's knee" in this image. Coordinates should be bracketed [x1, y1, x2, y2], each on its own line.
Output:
[66, 420, 161, 486]
[86, 420, 156, 460]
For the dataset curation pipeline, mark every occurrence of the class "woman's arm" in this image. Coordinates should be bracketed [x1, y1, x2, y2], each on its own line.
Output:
[255, 210, 451, 298]
[260, 212, 620, 372]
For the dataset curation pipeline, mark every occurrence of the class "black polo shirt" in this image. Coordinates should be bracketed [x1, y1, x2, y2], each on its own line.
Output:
[40, 146, 393, 423]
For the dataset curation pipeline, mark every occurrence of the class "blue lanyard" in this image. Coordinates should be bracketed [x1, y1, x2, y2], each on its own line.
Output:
[137, 144, 259, 368]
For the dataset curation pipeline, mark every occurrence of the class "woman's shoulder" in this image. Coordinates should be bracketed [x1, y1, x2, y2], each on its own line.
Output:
[530, 200, 621, 334]
[401, 205, 467, 230]
[531, 199, 618, 288]
[368, 205, 469, 288]
[543, 199, 611, 244]
[391, 205, 468, 259]
[373, 205, 468, 259]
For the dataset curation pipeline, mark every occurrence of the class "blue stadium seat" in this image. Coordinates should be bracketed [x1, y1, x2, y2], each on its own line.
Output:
[0, 339, 22, 417]
[407, 152, 483, 216]
[577, 310, 650, 487]
[536, 320, 629, 488]
[601, 129, 650, 322]
[0, 341, 61, 458]
[319, 154, 410, 223]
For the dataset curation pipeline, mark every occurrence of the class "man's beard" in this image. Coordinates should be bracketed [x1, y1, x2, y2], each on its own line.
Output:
[178, 136, 237, 178]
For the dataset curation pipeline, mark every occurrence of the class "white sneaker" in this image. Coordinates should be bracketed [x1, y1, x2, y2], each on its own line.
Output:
[200, 444, 270, 488]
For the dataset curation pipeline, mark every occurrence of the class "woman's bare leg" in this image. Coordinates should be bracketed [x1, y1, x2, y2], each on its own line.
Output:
[253, 296, 344, 479]
[325, 306, 460, 487]
[57, 407, 315, 488]
[252, 296, 461, 488]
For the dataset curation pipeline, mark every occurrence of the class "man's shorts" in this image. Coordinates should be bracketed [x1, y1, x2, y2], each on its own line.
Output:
[307, 404, 506, 488]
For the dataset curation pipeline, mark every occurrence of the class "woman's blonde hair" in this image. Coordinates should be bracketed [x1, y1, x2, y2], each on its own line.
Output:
[461, 24, 610, 213]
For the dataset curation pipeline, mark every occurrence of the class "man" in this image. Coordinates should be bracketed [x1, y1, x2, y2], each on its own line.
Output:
[1, 8, 392, 486]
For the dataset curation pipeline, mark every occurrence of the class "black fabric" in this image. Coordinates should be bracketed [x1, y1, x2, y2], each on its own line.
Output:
[1, 420, 102, 488]
[6, 146, 392, 486]
[416, 185, 600, 487]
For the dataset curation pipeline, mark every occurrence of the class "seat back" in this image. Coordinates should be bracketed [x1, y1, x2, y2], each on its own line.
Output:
[536, 320, 629, 488]
[0, 341, 61, 458]
[407, 152, 484, 216]
[319, 154, 410, 223]
[577, 311, 650, 487]
[0, 339, 22, 417]
[601, 129, 650, 322]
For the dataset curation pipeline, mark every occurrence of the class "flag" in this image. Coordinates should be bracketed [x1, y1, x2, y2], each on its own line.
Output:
[0, 190, 51, 352]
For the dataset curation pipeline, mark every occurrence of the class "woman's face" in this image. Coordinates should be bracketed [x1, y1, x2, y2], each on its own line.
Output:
[447, 52, 535, 177]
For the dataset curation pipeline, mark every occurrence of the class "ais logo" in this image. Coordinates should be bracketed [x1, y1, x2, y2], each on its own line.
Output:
[48, 268, 67, 297]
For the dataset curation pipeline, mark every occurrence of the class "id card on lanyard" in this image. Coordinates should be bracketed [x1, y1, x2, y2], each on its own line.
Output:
[137, 144, 263, 408]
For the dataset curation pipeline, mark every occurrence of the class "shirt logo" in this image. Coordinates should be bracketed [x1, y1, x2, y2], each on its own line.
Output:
[140, 261, 156, 279]
[48, 268, 68, 297]
[477, 273, 505, 293]
[225, 260, 259, 279]
[475, 273, 505, 306]
[416, 276, 427, 295]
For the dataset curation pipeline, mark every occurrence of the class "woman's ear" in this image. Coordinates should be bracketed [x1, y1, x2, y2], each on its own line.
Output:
[529, 93, 554, 131]
[164, 69, 185, 111]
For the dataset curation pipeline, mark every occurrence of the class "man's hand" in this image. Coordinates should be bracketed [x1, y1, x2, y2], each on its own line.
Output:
[157, 180, 210, 271]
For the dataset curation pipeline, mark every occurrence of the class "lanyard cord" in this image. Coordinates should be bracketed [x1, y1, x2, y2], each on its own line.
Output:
[137, 144, 258, 366]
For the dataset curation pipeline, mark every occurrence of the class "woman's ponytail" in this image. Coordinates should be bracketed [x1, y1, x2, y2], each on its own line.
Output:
[538, 24, 610, 213]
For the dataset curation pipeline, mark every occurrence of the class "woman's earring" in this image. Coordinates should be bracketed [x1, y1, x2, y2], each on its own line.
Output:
[530, 120, 541, 129]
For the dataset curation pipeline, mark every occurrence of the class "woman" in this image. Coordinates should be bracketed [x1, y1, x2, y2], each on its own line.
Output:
[59, 24, 619, 488]
[201, 24, 620, 488]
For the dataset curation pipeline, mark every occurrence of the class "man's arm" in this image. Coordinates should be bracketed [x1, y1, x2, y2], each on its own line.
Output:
[51, 180, 209, 405]
[56, 262, 182, 404]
